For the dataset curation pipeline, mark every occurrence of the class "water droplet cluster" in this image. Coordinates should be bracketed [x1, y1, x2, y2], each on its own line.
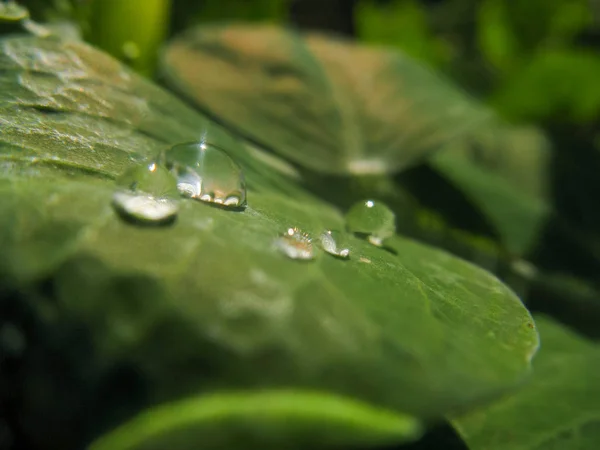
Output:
[274, 199, 396, 260]
[112, 140, 247, 223]
[111, 141, 396, 263]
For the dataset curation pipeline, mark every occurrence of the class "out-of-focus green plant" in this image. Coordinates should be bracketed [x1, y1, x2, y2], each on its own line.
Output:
[85, 0, 171, 76]
[355, 0, 598, 123]
[355, 0, 453, 68]
[477, 0, 591, 60]
[490, 49, 600, 122]
[475, 0, 598, 122]
[171, 0, 289, 35]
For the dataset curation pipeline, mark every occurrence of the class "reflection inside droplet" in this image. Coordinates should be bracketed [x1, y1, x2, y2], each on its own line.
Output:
[112, 161, 179, 224]
[275, 227, 314, 260]
[159, 141, 247, 208]
[320, 229, 350, 258]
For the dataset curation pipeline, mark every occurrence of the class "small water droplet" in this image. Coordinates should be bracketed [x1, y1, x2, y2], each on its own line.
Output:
[345, 199, 395, 246]
[159, 141, 247, 208]
[320, 229, 350, 258]
[275, 227, 314, 260]
[112, 162, 179, 224]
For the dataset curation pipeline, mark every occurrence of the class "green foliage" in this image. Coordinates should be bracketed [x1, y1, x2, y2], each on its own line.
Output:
[0, 34, 537, 449]
[2, 1, 600, 450]
[477, 0, 599, 121]
[358, 0, 599, 123]
[355, 0, 452, 67]
[453, 315, 600, 449]
[477, 0, 592, 72]
[476, 0, 520, 74]
[85, 0, 171, 76]
[490, 50, 600, 122]
[430, 124, 551, 254]
[162, 23, 556, 256]
[90, 390, 422, 450]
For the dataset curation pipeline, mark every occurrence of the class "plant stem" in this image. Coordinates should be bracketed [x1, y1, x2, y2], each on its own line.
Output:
[86, 0, 171, 77]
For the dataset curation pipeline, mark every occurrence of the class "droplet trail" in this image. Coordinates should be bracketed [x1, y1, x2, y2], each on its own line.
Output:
[320, 229, 350, 258]
[275, 227, 315, 260]
[159, 141, 247, 208]
[112, 162, 179, 224]
[345, 199, 396, 246]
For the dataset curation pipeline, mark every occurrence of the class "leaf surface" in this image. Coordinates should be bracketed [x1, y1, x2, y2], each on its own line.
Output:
[453, 315, 600, 450]
[0, 34, 537, 448]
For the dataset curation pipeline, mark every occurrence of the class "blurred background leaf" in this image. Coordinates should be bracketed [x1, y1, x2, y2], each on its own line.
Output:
[355, 0, 452, 68]
[0, 32, 539, 450]
[452, 315, 600, 450]
[162, 24, 492, 175]
[85, 0, 172, 76]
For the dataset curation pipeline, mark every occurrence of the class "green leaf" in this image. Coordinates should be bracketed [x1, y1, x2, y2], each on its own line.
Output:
[0, 35, 537, 448]
[90, 390, 421, 450]
[429, 124, 551, 254]
[500, 0, 591, 51]
[453, 315, 600, 450]
[161, 24, 492, 175]
[85, 0, 171, 76]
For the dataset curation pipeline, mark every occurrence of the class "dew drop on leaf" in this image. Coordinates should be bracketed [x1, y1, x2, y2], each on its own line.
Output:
[275, 227, 315, 260]
[320, 229, 350, 259]
[112, 162, 179, 224]
[345, 199, 396, 247]
[159, 141, 247, 208]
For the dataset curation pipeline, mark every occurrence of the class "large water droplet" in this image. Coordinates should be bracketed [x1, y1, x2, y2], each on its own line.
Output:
[320, 229, 350, 258]
[112, 162, 179, 224]
[275, 227, 314, 260]
[345, 199, 396, 246]
[159, 142, 247, 208]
